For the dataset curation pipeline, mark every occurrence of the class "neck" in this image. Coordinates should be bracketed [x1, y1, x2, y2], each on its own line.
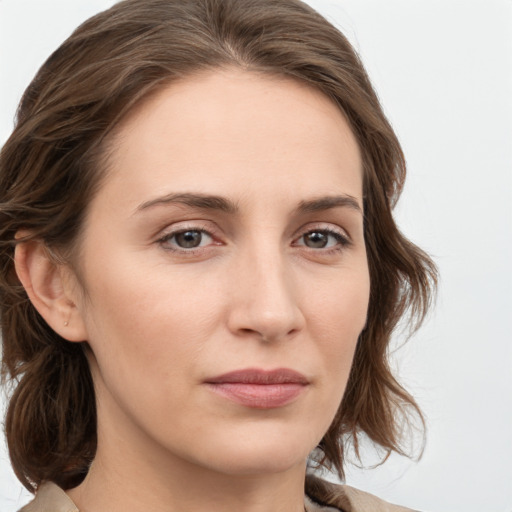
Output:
[67, 417, 307, 512]
[68, 450, 307, 512]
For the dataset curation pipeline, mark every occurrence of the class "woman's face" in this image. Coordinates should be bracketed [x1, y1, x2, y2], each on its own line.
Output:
[70, 69, 370, 476]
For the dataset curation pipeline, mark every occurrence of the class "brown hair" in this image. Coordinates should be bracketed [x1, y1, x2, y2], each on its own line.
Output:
[0, 0, 437, 492]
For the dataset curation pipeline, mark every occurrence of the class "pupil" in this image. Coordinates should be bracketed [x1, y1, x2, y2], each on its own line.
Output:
[176, 231, 202, 248]
[305, 232, 327, 248]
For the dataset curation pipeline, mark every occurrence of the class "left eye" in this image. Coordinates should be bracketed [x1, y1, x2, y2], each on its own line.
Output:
[161, 229, 213, 249]
[296, 230, 347, 249]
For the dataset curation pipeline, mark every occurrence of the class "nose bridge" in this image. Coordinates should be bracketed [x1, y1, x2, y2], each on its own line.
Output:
[228, 234, 304, 341]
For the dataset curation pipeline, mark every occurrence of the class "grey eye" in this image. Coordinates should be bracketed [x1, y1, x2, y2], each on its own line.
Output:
[296, 229, 349, 250]
[159, 227, 215, 252]
[303, 231, 329, 248]
[174, 230, 204, 248]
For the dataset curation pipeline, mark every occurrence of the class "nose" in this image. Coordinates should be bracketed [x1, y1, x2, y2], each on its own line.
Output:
[226, 246, 305, 343]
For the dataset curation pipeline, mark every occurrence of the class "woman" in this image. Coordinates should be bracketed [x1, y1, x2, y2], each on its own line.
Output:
[0, 0, 436, 511]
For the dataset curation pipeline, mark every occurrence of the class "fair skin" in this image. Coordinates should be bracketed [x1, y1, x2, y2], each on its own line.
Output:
[15, 68, 369, 512]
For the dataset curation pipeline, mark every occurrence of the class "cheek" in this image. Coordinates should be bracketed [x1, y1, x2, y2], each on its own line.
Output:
[78, 258, 223, 383]
[311, 265, 369, 341]
[308, 264, 370, 392]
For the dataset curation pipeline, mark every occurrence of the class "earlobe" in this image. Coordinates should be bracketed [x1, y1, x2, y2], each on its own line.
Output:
[14, 234, 88, 342]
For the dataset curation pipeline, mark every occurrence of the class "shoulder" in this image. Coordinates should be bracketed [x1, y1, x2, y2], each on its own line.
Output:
[18, 482, 78, 512]
[305, 474, 419, 512]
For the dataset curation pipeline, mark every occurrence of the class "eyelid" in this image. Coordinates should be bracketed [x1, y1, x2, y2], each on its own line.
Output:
[155, 220, 352, 256]
[156, 221, 222, 254]
[156, 219, 218, 238]
[293, 222, 352, 243]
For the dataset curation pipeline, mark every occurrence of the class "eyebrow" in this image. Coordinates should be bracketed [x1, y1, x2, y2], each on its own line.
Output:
[135, 192, 362, 216]
[136, 192, 239, 214]
[296, 195, 363, 215]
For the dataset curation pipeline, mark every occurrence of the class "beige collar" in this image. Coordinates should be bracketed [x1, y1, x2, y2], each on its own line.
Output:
[19, 482, 78, 512]
[19, 477, 416, 512]
[20, 482, 341, 512]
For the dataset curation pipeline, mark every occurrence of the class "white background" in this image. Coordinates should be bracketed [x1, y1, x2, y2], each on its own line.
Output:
[1, 1, 511, 511]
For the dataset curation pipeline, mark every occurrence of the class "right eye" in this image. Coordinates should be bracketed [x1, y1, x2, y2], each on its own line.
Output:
[158, 228, 215, 252]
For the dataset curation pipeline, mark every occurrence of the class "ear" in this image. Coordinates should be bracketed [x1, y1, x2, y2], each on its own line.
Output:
[14, 233, 88, 342]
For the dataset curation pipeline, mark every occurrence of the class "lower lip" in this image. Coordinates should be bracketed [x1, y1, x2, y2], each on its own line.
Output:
[206, 383, 307, 409]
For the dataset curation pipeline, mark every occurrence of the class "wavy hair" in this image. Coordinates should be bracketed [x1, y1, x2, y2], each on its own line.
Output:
[0, 0, 437, 492]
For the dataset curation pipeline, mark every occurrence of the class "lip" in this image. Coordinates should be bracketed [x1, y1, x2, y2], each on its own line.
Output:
[204, 368, 309, 409]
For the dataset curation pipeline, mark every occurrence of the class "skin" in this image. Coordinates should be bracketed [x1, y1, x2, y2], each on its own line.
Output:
[16, 68, 369, 512]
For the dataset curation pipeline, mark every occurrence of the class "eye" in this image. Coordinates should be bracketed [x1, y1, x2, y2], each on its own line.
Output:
[159, 229, 214, 250]
[294, 228, 350, 250]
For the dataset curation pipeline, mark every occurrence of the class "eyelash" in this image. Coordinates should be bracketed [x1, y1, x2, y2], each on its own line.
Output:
[293, 228, 351, 254]
[157, 224, 218, 256]
[157, 225, 351, 256]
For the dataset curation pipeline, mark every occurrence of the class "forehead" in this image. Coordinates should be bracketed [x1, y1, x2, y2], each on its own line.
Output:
[98, 68, 363, 212]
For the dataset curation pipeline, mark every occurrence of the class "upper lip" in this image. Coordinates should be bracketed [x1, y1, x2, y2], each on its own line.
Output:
[205, 368, 309, 385]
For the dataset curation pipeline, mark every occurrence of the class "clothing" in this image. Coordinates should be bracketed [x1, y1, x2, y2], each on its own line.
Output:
[305, 475, 417, 511]
[19, 475, 417, 512]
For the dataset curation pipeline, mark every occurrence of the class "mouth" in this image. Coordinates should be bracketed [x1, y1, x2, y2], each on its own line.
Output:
[204, 368, 309, 409]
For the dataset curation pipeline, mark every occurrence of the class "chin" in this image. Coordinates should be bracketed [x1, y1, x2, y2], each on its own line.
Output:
[210, 449, 308, 477]
[185, 424, 317, 477]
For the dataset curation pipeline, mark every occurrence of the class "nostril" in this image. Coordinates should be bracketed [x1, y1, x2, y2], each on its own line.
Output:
[236, 326, 300, 343]
[239, 328, 257, 336]
[238, 328, 271, 342]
